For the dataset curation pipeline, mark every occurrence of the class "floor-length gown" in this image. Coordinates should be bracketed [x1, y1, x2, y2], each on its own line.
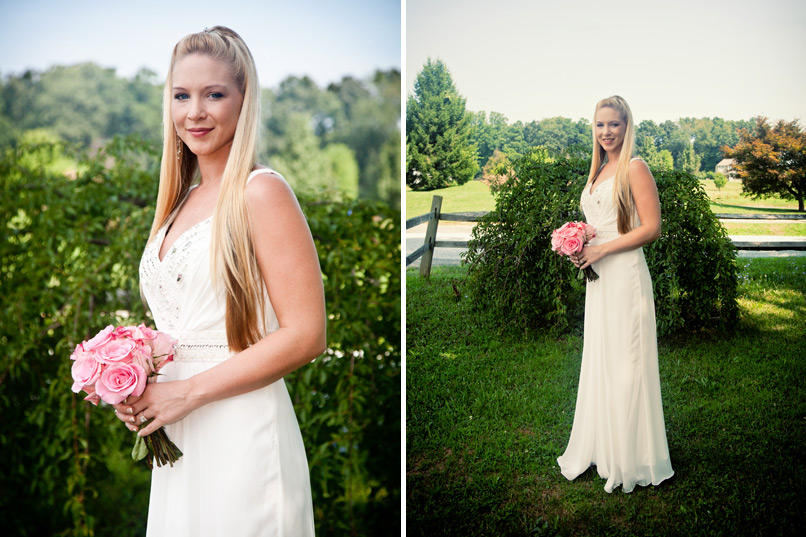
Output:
[556, 170, 674, 493]
[138, 169, 315, 536]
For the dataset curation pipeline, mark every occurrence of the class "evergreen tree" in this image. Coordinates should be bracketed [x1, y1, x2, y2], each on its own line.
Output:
[406, 59, 477, 190]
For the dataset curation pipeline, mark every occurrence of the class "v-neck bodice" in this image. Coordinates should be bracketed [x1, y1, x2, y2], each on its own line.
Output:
[138, 169, 279, 341]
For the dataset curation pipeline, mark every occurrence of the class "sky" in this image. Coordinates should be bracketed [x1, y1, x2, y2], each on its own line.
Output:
[406, 0, 806, 124]
[0, 0, 401, 89]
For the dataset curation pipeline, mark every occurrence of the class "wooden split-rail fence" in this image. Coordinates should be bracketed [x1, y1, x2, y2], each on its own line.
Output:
[406, 195, 806, 277]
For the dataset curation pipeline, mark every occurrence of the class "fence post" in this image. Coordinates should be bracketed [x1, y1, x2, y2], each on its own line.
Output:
[419, 195, 442, 278]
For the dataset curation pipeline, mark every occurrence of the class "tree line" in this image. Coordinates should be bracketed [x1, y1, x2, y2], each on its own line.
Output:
[0, 62, 401, 208]
[470, 112, 755, 177]
[407, 59, 805, 211]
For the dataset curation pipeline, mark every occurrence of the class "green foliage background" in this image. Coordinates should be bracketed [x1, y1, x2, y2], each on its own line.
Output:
[0, 138, 400, 536]
[463, 149, 739, 337]
[0, 64, 401, 210]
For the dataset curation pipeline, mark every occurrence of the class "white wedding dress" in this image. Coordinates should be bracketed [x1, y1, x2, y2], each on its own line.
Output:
[556, 168, 674, 493]
[139, 169, 315, 536]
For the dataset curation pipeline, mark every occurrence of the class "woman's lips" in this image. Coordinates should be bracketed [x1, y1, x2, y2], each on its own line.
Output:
[187, 128, 212, 138]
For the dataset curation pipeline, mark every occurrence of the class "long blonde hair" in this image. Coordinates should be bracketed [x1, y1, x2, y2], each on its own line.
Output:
[149, 26, 264, 351]
[586, 95, 637, 234]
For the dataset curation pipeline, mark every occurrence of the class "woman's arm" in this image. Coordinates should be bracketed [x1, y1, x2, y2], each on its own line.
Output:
[116, 172, 326, 436]
[573, 159, 661, 270]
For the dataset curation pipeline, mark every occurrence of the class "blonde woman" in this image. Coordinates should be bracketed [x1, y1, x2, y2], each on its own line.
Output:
[113, 27, 324, 535]
[556, 96, 673, 493]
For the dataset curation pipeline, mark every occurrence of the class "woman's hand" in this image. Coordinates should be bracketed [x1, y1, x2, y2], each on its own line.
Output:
[571, 244, 606, 270]
[112, 380, 195, 436]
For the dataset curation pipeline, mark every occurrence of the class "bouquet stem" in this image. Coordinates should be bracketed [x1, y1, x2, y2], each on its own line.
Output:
[133, 426, 183, 468]
[578, 266, 600, 282]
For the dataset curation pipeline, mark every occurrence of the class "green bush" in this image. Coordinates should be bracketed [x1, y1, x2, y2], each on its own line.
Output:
[463, 148, 589, 334]
[292, 197, 401, 536]
[463, 149, 739, 337]
[0, 137, 400, 536]
[0, 136, 157, 537]
[648, 169, 739, 334]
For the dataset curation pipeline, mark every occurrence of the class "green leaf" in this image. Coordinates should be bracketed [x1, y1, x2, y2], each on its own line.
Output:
[132, 434, 149, 461]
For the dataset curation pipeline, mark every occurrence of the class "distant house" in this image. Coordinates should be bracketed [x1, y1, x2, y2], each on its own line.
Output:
[715, 158, 739, 181]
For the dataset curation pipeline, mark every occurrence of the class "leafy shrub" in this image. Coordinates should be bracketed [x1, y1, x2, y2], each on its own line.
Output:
[463, 149, 739, 337]
[0, 137, 400, 536]
[1, 136, 157, 537]
[648, 169, 739, 334]
[463, 148, 589, 334]
[291, 197, 400, 536]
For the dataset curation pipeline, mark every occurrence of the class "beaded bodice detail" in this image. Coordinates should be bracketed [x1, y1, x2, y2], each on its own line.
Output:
[140, 217, 212, 331]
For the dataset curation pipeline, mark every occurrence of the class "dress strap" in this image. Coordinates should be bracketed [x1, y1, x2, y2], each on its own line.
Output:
[246, 168, 282, 185]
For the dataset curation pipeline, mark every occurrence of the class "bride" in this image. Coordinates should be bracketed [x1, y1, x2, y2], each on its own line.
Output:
[556, 95, 674, 493]
[113, 26, 324, 535]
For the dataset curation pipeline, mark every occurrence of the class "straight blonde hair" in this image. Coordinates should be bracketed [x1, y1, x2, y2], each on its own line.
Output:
[149, 26, 264, 351]
[586, 95, 637, 235]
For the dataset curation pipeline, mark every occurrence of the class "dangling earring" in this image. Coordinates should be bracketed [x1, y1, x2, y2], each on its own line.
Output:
[176, 139, 182, 160]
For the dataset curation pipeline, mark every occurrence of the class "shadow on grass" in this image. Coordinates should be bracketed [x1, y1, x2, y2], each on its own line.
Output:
[711, 202, 804, 215]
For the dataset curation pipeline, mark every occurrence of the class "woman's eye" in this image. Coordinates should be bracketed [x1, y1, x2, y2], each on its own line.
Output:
[174, 93, 189, 101]
[209, 92, 224, 99]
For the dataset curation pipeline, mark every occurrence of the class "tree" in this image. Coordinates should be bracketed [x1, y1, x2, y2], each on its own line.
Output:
[327, 70, 401, 207]
[679, 143, 701, 173]
[406, 59, 478, 190]
[481, 149, 511, 184]
[0, 64, 162, 147]
[725, 117, 806, 211]
[468, 110, 506, 169]
[713, 172, 727, 191]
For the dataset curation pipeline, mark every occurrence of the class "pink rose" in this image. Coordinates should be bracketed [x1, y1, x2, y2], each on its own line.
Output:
[558, 223, 578, 239]
[95, 362, 147, 405]
[71, 355, 103, 392]
[70, 343, 92, 361]
[113, 326, 133, 339]
[130, 343, 155, 375]
[583, 222, 596, 241]
[560, 236, 583, 256]
[136, 323, 159, 340]
[550, 232, 564, 253]
[82, 384, 100, 406]
[95, 338, 137, 364]
[83, 325, 114, 351]
[150, 331, 175, 360]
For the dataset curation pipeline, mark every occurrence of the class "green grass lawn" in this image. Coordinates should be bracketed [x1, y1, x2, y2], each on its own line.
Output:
[721, 221, 806, 237]
[406, 180, 495, 220]
[406, 258, 806, 537]
[701, 180, 803, 214]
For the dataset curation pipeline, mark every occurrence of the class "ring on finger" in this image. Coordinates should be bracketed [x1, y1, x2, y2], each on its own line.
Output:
[139, 415, 148, 424]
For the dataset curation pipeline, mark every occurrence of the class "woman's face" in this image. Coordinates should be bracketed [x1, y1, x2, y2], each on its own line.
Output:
[594, 106, 626, 154]
[171, 53, 244, 162]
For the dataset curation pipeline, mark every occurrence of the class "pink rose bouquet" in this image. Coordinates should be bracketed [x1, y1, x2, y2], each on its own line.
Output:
[550, 221, 600, 282]
[70, 323, 183, 468]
